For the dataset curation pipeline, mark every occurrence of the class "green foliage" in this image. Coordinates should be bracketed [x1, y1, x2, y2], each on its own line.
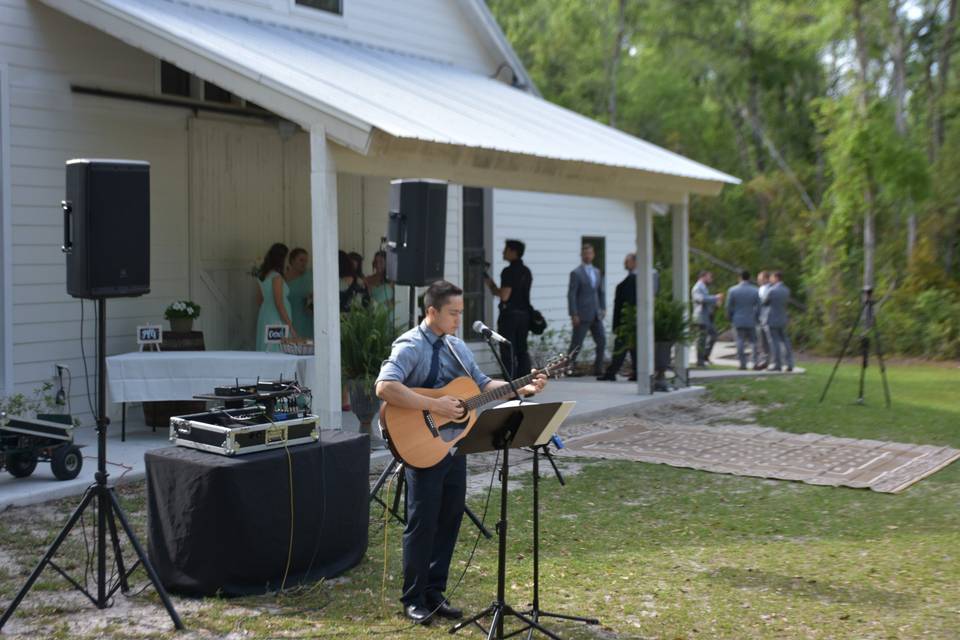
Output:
[489, 0, 960, 359]
[614, 298, 692, 354]
[339, 299, 399, 385]
[0, 382, 58, 418]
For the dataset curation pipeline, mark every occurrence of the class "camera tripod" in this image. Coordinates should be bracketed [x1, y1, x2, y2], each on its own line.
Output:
[819, 287, 891, 407]
[0, 299, 183, 631]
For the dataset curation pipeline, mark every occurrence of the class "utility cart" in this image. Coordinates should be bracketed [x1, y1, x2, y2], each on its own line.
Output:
[0, 413, 83, 481]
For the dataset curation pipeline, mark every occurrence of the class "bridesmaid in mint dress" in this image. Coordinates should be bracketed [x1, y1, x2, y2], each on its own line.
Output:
[286, 248, 313, 339]
[255, 243, 296, 352]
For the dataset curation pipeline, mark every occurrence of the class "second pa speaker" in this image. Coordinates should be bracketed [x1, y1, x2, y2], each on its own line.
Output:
[386, 180, 447, 286]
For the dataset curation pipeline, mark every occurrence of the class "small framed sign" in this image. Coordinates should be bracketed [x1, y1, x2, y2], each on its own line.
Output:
[137, 324, 163, 352]
[265, 324, 289, 345]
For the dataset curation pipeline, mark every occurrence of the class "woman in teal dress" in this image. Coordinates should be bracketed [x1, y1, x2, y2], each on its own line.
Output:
[255, 243, 296, 352]
[364, 250, 395, 324]
[286, 248, 313, 339]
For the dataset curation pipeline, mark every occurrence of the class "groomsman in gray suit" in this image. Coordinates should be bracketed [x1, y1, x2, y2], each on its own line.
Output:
[567, 243, 606, 375]
[761, 271, 794, 371]
[725, 270, 760, 370]
[691, 271, 723, 367]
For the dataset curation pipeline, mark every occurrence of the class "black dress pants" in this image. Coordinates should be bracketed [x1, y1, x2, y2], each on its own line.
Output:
[604, 330, 636, 378]
[401, 454, 467, 607]
[498, 309, 531, 379]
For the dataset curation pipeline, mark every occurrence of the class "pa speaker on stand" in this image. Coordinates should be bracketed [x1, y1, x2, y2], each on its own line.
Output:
[385, 180, 448, 328]
[0, 159, 183, 631]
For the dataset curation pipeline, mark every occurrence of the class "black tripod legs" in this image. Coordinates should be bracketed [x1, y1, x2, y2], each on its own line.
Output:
[0, 485, 183, 631]
[820, 302, 862, 404]
[0, 486, 96, 627]
[108, 489, 184, 629]
[449, 603, 567, 640]
[371, 458, 493, 539]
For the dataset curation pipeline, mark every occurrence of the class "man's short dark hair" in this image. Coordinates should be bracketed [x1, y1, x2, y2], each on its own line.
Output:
[423, 280, 463, 311]
[698, 270, 711, 279]
[505, 239, 525, 258]
[582, 242, 594, 252]
[740, 270, 751, 281]
[773, 270, 784, 281]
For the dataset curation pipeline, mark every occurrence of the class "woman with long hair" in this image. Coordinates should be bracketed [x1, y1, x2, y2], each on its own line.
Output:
[364, 250, 395, 323]
[286, 247, 313, 339]
[339, 250, 369, 312]
[255, 242, 296, 351]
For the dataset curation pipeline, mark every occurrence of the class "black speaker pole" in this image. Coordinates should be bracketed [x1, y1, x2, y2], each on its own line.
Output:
[0, 299, 183, 631]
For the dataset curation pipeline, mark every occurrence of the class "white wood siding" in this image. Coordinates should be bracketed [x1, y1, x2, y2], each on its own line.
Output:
[2, 2, 189, 421]
[176, 0, 500, 74]
[490, 189, 637, 361]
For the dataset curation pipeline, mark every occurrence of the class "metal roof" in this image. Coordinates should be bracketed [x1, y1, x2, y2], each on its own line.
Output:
[44, 0, 739, 190]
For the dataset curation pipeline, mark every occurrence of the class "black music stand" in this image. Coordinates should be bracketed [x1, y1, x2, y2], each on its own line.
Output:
[451, 403, 567, 640]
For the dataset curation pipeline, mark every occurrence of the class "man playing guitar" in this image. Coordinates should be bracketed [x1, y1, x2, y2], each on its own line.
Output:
[375, 280, 547, 625]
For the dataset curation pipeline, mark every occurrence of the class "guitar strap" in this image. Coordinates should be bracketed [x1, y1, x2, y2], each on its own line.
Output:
[444, 336, 473, 378]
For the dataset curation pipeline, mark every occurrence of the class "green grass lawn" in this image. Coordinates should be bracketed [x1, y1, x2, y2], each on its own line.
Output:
[0, 360, 958, 639]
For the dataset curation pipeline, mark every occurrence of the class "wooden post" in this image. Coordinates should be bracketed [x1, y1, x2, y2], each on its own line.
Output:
[635, 202, 654, 394]
[671, 195, 690, 383]
[310, 128, 342, 428]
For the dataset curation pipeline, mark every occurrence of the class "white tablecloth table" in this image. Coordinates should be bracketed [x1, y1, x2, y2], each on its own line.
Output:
[106, 350, 316, 404]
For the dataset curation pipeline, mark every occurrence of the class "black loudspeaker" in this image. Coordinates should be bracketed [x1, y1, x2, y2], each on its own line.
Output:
[386, 180, 448, 286]
[63, 159, 150, 299]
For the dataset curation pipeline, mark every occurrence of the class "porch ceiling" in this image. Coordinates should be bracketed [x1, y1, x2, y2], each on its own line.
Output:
[42, 0, 740, 203]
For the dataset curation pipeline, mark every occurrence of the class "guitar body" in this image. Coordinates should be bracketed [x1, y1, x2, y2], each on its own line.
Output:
[379, 376, 481, 469]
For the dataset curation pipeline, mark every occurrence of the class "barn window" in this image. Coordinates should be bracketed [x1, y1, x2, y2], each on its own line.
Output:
[295, 0, 342, 15]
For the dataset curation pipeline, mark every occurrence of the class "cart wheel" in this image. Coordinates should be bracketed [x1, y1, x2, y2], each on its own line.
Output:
[6, 451, 38, 478]
[51, 445, 83, 481]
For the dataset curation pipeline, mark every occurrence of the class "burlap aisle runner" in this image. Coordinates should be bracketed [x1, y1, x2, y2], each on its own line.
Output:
[559, 419, 960, 493]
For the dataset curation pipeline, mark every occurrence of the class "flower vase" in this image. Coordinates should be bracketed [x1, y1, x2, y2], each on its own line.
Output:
[170, 317, 194, 333]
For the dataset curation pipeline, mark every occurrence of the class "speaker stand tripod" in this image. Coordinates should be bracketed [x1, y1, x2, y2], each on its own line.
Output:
[819, 287, 891, 407]
[0, 299, 183, 631]
[369, 456, 492, 538]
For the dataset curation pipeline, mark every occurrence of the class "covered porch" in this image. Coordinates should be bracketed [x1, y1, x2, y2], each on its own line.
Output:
[43, 0, 739, 428]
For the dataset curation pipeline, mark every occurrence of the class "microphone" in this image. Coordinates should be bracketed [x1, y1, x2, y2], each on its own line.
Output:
[472, 320, 509, 344]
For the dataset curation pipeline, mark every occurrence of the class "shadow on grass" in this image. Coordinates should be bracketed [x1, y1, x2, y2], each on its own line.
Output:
[706, 566, 917, 609]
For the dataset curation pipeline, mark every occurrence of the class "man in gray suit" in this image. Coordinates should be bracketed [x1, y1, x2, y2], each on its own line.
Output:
[691, 271, 723, 367]
[567, 243, 606, 376]
[761, 271, 794, 371]
[725, 270, 760, 370]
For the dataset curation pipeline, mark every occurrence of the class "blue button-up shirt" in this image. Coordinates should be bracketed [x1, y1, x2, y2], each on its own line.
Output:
[376, 321, 492, 390]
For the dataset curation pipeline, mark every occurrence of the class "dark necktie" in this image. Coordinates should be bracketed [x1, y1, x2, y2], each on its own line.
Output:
[422, 337, 444, 388]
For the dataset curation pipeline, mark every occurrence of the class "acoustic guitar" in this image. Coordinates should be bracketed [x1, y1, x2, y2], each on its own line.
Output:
[379, 353, 570, 469]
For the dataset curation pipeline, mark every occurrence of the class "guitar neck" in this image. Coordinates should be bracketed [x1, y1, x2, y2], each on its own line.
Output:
[463, 371, 538, 412]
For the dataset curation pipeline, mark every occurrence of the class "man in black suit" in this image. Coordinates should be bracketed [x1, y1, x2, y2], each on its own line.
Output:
[598, 253, 639, 381]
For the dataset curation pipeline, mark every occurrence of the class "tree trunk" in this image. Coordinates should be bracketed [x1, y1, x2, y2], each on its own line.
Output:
[607, 0, 627, 127]
[890, 0, 917, 262]
[854, 0, 877, 292]
[934, 0, 958, 155]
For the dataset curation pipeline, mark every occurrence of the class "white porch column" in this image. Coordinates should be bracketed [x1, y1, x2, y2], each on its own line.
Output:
[634, 202, 655, 395]
[310, 128, 342, 428]
[671, 195, 690, 383]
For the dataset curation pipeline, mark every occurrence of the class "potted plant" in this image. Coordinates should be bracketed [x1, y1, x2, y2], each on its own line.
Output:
[340, 298, 399, 446]
[164, 300, 201, 333]
[614, 296, 692, 390]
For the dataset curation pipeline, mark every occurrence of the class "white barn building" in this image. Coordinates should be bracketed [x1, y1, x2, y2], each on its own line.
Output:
[0, 0, 737, 427]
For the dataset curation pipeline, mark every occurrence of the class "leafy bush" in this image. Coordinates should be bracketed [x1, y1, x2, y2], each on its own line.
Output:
[340, 298, 399, 386]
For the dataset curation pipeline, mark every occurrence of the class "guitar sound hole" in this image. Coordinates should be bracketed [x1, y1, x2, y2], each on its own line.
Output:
[438, 420, 467, 443]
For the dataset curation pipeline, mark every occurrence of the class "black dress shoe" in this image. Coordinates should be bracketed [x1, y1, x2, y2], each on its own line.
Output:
[427, 599, 463, 620]
[628, 376, 638, 381]
[596, 374, 616, 381]
[403, 604, 433, 625]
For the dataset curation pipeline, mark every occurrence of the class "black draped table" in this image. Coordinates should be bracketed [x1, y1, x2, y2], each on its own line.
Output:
[145, 432, 369, 596]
